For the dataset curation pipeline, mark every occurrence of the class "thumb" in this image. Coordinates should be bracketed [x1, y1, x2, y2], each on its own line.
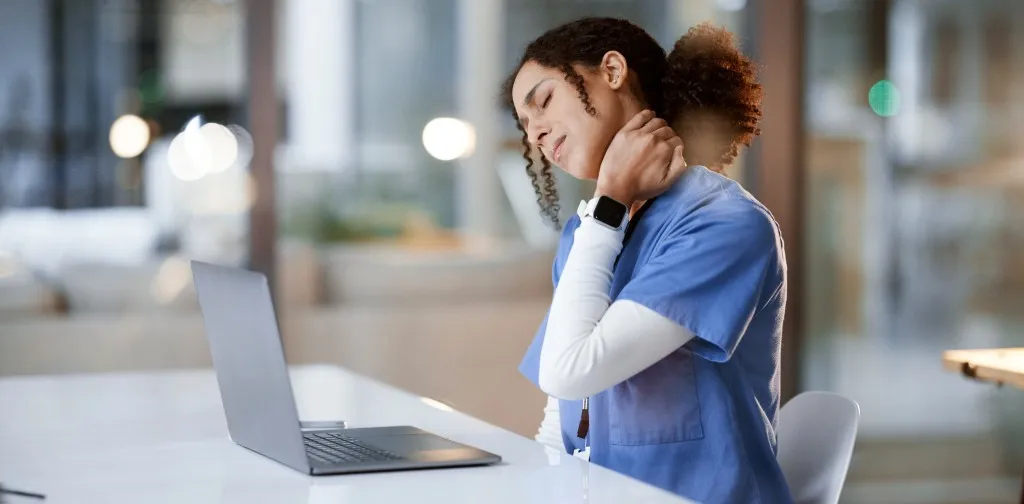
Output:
[666, 145, 687, 181]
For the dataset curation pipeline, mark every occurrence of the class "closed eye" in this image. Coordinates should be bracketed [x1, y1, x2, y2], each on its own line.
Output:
[541, 92, 552, 109]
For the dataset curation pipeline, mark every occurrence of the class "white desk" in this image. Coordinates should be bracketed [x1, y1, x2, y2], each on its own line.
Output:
[0, 365, 693, 503]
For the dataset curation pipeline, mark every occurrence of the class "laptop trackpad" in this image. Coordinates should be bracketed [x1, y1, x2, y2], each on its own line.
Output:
[365, 434, 467, 456]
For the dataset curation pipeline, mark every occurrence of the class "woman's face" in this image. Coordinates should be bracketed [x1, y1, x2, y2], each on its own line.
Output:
[511, 54, 633, 180]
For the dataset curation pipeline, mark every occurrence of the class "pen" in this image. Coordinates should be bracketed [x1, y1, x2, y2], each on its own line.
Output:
[576, 397, 590, 439]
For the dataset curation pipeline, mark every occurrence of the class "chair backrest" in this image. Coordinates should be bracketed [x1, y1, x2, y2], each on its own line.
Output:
[777, 391, 861, 504]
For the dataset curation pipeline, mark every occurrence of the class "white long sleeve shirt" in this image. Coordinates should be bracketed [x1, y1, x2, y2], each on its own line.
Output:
[534, 201, 695, 451]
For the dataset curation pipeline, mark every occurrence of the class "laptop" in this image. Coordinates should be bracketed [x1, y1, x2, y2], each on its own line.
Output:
[190, 260, 502, 475]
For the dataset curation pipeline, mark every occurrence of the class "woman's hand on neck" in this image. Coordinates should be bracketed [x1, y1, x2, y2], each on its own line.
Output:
[594, 108, 687, 210]
[590, 91, 649, 186]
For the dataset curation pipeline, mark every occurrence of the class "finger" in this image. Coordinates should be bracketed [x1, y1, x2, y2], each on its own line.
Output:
[666, 135, 684, 150]
[664, 145, 687, 182]
[623, 109, 655, 131]
[639, 117, 668, 134]
[650, 126, 676, 141]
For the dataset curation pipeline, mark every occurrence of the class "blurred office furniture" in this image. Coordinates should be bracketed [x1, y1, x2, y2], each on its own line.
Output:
[320, 243, 551, 306]
[943, 348, 1024, 504]
[0, 365, 697, 504]
[778, 391, 861, 504]
[944, 348, 1024, 391]
[0, 221, 554, 438]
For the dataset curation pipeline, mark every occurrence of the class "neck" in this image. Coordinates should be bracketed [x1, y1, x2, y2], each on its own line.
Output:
[621, 96, 647, 121]
[595, 98, 656, 218]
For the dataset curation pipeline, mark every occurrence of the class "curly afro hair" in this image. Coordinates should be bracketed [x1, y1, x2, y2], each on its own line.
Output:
[501, 18, 763, 228]
[663, 23, 763, 171]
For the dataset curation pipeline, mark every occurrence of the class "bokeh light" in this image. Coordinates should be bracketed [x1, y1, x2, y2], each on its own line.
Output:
[868, 80, 901, 117]
[167, 116, 244, 181]
[167, 131, 206, 181]
[227, 124, 254, 168]
[109, 114, 151, 159]
[198, 123, 239, 174]
[422, 117, 476, 161]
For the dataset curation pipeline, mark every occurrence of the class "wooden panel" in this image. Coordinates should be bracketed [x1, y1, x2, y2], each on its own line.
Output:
[745, 0, 806, 401]
[246, 0, 279, 295]
[943, 348, 1024, 391]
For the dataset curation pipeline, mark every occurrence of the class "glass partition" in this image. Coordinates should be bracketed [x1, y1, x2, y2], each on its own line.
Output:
[802, 0, 1024, 501]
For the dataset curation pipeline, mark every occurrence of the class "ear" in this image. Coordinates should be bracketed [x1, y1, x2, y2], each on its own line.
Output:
[599, 51, 629, 91]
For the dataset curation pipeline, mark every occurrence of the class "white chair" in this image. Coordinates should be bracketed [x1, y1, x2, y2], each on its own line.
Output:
[777, 391, 861, 504]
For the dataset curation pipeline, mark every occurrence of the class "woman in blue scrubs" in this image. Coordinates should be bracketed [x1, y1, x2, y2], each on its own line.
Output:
[502, 19, 793, 503]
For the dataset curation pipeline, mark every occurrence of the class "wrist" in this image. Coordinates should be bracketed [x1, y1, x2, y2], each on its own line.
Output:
[594, 180, 634, 207]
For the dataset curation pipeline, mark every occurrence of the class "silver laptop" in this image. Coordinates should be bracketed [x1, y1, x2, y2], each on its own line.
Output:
[190, 260, 502, 475]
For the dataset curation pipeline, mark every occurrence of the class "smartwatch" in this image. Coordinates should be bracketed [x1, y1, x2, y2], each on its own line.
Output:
[584, 195, 629, 232]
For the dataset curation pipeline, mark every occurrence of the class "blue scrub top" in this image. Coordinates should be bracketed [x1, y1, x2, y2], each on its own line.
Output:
[520, 166, 793, 504]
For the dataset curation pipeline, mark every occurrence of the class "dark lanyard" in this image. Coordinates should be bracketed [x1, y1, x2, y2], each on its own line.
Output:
[577, 197, 656, 440]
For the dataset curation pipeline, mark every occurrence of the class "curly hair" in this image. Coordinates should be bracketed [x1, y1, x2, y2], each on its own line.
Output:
[501, 18, 762, 228]
[663, 23, 763, 170]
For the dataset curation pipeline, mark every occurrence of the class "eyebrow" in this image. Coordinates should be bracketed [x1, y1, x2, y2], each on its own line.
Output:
[518, 78, 552, 128]
[522, 79, 551, 108]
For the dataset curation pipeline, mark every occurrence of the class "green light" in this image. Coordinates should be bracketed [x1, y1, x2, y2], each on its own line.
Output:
[138, 70, 164, 106]
[868, 80, 901, 117]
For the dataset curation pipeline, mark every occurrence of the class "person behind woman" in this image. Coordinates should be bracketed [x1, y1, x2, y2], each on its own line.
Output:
[502, 18, 792, 503]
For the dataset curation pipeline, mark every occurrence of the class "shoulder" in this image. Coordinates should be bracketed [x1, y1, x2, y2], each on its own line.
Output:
[659, 167, 781, 252]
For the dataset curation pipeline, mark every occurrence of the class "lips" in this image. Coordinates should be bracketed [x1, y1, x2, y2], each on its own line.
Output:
[551, 136, 566, 163]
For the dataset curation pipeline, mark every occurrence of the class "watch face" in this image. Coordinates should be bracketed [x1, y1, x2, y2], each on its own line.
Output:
[593, 196, 628, 227]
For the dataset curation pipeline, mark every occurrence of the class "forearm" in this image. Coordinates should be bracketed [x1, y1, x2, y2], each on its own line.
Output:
[539, 218, 694, 400]
[539, 217, 619, 399]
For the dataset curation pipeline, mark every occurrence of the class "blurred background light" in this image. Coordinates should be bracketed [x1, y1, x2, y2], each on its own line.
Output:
[109, 114, 151, 159]
[422, 117, 476, 161]
[167, 130, 206, 182]
[167, 116, 244, 181]
[227, 124, 254, 169]
[868, 79, 901, 117]
[198, 122, 239, 174]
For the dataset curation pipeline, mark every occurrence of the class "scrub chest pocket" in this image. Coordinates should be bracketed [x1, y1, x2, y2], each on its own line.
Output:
[607, 348, 704, 445]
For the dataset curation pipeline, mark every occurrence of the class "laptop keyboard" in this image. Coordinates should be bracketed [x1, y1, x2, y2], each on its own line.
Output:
[303, 431, 405, 465]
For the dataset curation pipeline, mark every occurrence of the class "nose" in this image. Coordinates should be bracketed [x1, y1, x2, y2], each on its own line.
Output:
[526, 120, 549, 149]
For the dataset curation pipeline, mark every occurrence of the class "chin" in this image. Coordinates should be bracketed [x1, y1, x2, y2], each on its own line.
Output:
[561, 167, 594, 180]
[561, 160, 599, 180]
